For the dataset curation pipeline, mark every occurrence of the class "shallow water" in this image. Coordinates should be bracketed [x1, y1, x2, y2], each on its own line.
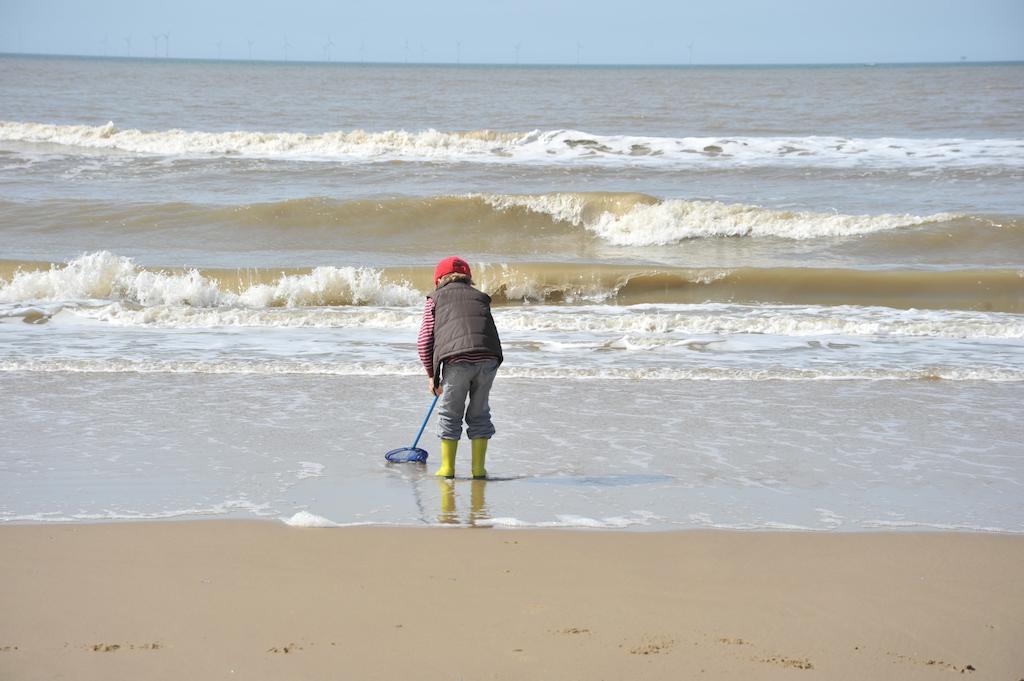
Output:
[1, 57, 1022, 530]
[2, 373, 1021, 531]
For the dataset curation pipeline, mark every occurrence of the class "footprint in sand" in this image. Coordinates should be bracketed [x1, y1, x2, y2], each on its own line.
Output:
[714, 636, 812, 670]
[556, 627, 591, 635]
[627, 635, 674, 655]
[90, 644, 120, 652]
[267, 643, 303, 654]
[88, 642, 161, 652]
[758, 655, 814, 670]
[0, 646, 19, 652]
[886, 651, 975, 673]
[718, 637, 751, 646]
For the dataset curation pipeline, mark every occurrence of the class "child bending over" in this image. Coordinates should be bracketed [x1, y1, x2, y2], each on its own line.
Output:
[417, 256, 503, 479]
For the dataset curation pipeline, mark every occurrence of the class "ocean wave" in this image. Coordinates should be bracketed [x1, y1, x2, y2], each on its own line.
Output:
[2, 253, 1022, 313]
[477, 193, 957, 244]
[0, 120, 520, 160]
[496, 305, 1024, 340]
[29, 303, 1019, 341]
[2, 358, 1021, 381]
[0, 193, 976, 248]
[2, 120, 1021, 168]
[0, 251, 423, 308]
[68, 303, 422, 329]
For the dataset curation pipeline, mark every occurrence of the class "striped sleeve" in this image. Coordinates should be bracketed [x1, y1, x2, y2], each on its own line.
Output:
[417, 297, 435, 377]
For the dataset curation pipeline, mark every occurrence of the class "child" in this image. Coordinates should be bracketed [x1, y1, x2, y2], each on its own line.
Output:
[417, 256, 503, 479]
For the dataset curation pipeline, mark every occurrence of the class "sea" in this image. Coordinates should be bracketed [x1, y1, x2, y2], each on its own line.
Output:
[1, 55, 1022, 531]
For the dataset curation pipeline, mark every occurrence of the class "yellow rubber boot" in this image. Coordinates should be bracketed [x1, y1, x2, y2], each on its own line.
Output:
[435, 439, 457, 478]
[471, 438, 488, 480]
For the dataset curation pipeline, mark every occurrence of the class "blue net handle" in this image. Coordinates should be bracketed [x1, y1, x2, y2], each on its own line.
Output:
[410, 394, 440, 450]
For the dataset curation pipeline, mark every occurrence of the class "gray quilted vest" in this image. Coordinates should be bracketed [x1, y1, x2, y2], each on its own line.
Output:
[426, 282, 503, 383]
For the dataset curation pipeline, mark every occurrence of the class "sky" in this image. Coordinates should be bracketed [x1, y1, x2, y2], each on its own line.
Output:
[1, 0, 1022, 65]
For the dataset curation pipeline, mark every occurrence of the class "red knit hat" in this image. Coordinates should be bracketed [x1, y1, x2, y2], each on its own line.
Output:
[434, 256, 472, 285]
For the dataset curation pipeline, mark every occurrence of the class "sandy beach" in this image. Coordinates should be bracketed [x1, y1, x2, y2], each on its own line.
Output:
[1, 521, 1021, 680]
[2, 38, 1023, 681]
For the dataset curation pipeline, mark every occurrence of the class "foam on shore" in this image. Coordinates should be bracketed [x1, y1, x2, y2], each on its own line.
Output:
[3, 119, 1021, 169]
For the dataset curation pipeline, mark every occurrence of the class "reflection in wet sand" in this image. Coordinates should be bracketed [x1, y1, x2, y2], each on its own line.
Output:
[437, 479, 490, 526]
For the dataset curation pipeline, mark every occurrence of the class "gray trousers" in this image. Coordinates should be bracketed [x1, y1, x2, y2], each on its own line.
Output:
[437, 359, 499, 440]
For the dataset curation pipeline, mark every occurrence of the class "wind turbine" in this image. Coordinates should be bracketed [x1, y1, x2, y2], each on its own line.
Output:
[687, 41, 694, 65]
[100, 34, 108, 57]
[419, 42, 426, 63]
[124, 34, 132, 57]
[162, 33, 170, 58]
[359, 39, 365, 63]
[514, 41, 521, 65]
[404, 39, 409, 64]
[324, 35, 334, 62]
[247, 39, 255, 61]
[282, 34, 291, 61]
[456, 40, 461, 64]
[151, 34, 160, 58]
[576, 41, 582, 65]
[216, 40, 222, 60]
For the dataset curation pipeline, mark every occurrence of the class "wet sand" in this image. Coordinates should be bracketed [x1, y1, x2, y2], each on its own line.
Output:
[1, 521, 1021, 680]
[4, 373, 1023, 531]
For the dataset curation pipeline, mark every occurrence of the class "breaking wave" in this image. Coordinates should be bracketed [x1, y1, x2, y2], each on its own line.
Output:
[2, 120, 1021, 169]
[0, 192, 969, 246]
[476, 193, 959, 244]
[30, 303, 1023, 340]
[0, 251, 423, 308]
[2, 253, 1022, 313]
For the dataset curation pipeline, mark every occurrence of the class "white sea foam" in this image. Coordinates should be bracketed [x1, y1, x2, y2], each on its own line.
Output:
[2, 358, 1021, 381]
[50, 301, 1024, 341]
[518, 129, 1024, 169]
[496, 514, 1024, 533]
[0, 251, 221, 306]
[686, 513, 820, 531]
[293, 462, 326, 480]
[0, 120, 520, 161]
[72, 303, 422, 328]
[815, 508, 846, 529]
[283, 511, 340, 527]
[480, 514, 650, 529]
[2, 120, 1020, 169]
[480, 194, 958, 244]
[0, 252, 422, 308]
[237, 268, 421, 307]
[495, 305, 1024, 340]
[586, 201, 956, 245]
[0, 358, 423, 376]
[859, 520, 1018, 533]
[2, 498, 276, 523]
[0, 303, 64, 323]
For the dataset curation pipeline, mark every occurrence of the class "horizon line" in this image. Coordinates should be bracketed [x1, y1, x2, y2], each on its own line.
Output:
[2, 51, 1022, 69]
